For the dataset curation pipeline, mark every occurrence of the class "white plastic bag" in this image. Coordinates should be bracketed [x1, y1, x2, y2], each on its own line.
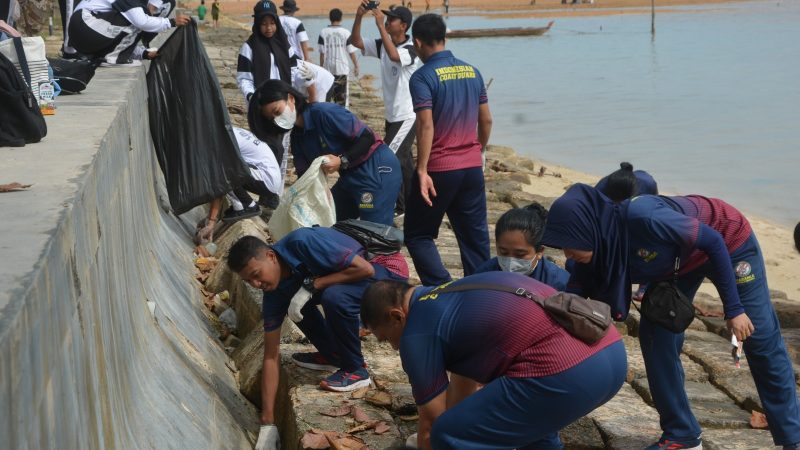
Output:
[268, 156, 336, 240]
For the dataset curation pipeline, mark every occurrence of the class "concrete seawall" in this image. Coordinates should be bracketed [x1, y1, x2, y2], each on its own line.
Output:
[0, 65, 258, 448]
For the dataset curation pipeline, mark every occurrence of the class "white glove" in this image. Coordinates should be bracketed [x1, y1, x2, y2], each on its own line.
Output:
[255, 424, 280, 450]
[298, 61, 315, 87]
[287, 287, 313, 323]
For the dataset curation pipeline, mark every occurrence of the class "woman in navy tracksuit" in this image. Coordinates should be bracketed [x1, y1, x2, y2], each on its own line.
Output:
[248, 79, 401, 226]
[474, 202, 569, 291]
[541, 184, 800, 450]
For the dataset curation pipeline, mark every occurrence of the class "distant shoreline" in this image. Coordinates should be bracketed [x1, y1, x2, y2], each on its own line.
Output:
[200, 0, 757, 19]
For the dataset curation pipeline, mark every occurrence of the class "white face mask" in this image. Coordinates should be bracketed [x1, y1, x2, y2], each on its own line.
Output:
[497, 256, 539, 275]
[273, 102, 296, 130]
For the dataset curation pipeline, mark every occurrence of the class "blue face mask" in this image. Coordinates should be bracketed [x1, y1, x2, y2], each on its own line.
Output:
[497, 256, 539, 275]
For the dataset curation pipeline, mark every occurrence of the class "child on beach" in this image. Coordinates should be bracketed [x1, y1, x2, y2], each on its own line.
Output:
[211, 0, 220, 28]
[198, 0, 207, 23]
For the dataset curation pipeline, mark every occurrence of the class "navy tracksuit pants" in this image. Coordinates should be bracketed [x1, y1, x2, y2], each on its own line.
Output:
[292, 264, 403, 372]
[404, 167, 490, 286]
[639, 234, 800, 445]
[332, 144, 401, 227]
[431, 341, 627, 450]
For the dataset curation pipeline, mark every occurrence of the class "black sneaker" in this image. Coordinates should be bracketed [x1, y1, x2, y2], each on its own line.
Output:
[221, 204, 261, 222]
[257, 191, 280, 209]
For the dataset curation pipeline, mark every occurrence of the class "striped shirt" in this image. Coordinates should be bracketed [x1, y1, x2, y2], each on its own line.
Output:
[400, 272, 622, 405]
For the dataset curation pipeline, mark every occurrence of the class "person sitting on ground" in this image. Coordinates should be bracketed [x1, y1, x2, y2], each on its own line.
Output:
[318, 8, 359, 106]
[249, 79, 402, 226]
[350, 2, 419, 217]
[67, 0, 190, 66]
[595, 161, 658, 202]
[360, 272, 626, 450]
[196, 127, 282, 243]
[228, 230, 408, 448]
[474, 202, 570, 291]
[278, 0, 310, 61]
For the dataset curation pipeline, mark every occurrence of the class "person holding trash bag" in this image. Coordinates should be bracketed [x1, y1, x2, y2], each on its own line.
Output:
[540, 183, 800, 450]
[249, 78, 401, 226]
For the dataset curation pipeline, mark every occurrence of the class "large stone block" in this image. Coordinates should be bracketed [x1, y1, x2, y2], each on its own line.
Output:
[702, 428, 780, 449]
[589, 384, 661, 449]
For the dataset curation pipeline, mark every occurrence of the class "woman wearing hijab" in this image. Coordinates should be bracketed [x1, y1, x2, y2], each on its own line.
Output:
[237, 0, 294, 102]
[595, 161, 658, 203]
[540, 184, 800, 450]
[249, 79, 401, 226]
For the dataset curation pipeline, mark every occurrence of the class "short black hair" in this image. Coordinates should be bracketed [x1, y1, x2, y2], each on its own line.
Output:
[360, 280, 413, 329]
[602, 162, 639, 202]
[227, 236, 271, 273]
[411, 14, 446, 46]
[495, 202, 549, 251]
[329, 8, 342, 22]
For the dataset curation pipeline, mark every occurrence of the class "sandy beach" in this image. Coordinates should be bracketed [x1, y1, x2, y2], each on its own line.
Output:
[203, 0, 753, 19]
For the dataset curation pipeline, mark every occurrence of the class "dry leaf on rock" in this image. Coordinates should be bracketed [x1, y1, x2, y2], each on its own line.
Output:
[750, 411, 769, 429]
[0, 182, 32, 192]
[373, 422, 391, 435]
[320, 404, 352, 417]
[194, 257, 219, 272]
[352, 406, 372, 423]
[399, 414, 419, 421]
[300, 431, 331, 449]
[327, 434, 368, 450]
[346, 420, 378, 434]
[365, 390, 392, 408]
[350, 387, 369, 399]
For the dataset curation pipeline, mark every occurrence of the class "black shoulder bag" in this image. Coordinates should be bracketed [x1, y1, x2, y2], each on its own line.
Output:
[639, 257, 695, 333]
[429, 282, 612, 345]
[332, 219, 404, 257]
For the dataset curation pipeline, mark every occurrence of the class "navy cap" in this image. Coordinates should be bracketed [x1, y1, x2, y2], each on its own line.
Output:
[253, 0, 278, 20]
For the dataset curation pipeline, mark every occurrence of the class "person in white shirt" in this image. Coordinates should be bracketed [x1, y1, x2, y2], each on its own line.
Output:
[318, 8, 359, 107]
[278, 0, 309, 61]
[196, 127, 283, 241]
[67, 0, 189, 66]
[351, 3, 419, 215]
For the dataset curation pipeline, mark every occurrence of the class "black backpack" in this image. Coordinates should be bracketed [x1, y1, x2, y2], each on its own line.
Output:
[0, 48, 47, 147]
[332, 219, 404, 257]
[47, 57, 100, 94]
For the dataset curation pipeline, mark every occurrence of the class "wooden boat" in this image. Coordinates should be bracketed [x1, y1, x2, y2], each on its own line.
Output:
[446, 21, 554, 38]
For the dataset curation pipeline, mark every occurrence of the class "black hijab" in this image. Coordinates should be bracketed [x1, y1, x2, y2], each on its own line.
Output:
[248, 1, 293, 86]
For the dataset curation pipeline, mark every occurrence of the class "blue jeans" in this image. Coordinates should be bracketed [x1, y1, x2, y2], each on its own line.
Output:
[639, 233, 800, 445]
[332, 144, 401, 226]
[404, 167, 490, 285]
[430, 341, 627, 450]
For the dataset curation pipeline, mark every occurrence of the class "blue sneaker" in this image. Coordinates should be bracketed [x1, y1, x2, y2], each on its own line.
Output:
[291, 352, 340, 371]
[783, 445, 800, 450]
[319, 367, 372, 392]
[645, 438, 702, 450]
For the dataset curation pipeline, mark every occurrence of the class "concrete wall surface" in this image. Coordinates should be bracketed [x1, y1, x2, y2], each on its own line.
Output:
[0, 66, 258, 449]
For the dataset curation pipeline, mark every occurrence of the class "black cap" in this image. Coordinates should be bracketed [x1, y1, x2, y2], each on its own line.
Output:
[253, 0, 278, 20]
[279, 0, 299, 12]
[382, 6, 412, 26]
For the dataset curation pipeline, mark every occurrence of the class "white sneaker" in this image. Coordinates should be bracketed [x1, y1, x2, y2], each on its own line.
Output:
[100, 58, 142, 68]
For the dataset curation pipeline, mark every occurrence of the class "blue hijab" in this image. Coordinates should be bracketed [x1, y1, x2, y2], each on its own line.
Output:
[540, 184, 631, 320]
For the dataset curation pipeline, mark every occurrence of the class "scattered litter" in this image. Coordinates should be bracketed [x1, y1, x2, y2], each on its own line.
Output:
[194, 256, 219, 272]
[364, 390, 392, 408]
[196, 245, 211, 258]
[0, 182, 32, 192]
[218, 307, 237, 332]
[346, 420, 378, 434]
[300, 430, 330, 449]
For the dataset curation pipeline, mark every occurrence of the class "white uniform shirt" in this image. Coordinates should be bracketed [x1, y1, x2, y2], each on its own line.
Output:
[233, 127, 282, 193]
[362, 36, 419, 122]
[291, 61, 334, 103]
[279, 15, 309, 60]
[318, 25, 358, 76]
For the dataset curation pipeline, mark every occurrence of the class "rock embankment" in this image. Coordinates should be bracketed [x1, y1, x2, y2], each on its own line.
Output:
[196, 25, 798, 450]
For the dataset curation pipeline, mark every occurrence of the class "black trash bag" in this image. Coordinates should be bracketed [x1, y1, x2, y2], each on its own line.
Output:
[146, 23, 251, 215]
[47, 57, 101, 94]
[0, 51, 47, 147]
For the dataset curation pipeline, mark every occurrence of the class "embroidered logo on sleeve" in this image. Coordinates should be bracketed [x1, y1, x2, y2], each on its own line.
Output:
[734, 261, 755, 284]
[359, 192, 374, 209]
[637, 248, 657, 262]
